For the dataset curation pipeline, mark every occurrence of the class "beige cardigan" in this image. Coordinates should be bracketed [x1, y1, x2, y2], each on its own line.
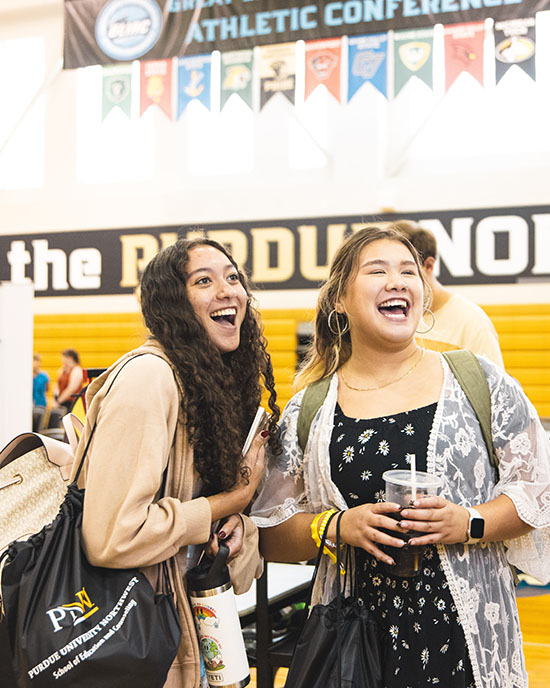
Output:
[71, 341, 263, 688]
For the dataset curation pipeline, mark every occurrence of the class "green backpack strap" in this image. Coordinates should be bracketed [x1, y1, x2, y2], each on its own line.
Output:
[442, 350, 498, 472]
[297, 377, 332, 453]
[443, 350, 519, 584]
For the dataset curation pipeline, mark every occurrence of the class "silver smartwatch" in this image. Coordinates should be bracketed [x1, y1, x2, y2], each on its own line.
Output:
[464, 507, 485, 544]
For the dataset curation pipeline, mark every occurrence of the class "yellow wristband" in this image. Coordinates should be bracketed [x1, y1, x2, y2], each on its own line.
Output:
[310, 509, 339, 565]
[310, 512, 324, 548]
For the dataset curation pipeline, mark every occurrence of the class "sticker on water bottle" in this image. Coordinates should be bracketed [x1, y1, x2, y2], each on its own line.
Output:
[191, 589, 250, 687]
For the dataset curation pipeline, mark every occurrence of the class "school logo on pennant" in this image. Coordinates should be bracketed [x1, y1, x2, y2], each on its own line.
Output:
[352, 52, 385, 80]
[308, 51, 338, 80]
[184, 70, 205, 98]
[107, 78, 128, 103]
[495, 36, 535, 64]
[223, 65, 251, 91]
[399, 42, 431, 72]
[147, 75, 165, 104]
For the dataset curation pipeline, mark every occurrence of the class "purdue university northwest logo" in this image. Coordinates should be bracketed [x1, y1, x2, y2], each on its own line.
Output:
[95, 0, 163, 62]
[46, 587, 99, 633]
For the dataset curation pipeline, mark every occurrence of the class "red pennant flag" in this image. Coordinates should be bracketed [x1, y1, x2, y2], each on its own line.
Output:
[305, 38, 342, 103]
[444, 22, 485, 92]
[140, 59, 173, 120]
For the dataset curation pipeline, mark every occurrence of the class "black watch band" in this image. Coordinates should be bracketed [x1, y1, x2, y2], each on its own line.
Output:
[465, 507, 485, 544]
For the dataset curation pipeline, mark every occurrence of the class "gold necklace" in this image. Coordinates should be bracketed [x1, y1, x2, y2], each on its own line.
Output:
[340, 348, 425, 392]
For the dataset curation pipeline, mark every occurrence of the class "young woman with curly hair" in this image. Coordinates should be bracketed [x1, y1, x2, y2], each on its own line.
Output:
[71, 237, 280, 688]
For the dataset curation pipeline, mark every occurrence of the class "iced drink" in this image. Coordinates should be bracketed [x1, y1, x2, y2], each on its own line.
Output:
[382, 469, 442, 577]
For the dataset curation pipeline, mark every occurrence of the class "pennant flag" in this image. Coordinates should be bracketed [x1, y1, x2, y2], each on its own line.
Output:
[304, 38, 342, 103]
[393, 28, 434, 97]
[444, 22, 485, 92]
[348, 34, 388, 101]
[259, 43, 296, 110]
[220, 49, 253, 110]
[494, 17, 536, 84]
[177, 54, 212, 118]
[102, 64, 132, 120]
[140, 59, 173, 119]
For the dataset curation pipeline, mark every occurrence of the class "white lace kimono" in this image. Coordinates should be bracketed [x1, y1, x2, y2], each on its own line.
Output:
[251, 355, 550, 688]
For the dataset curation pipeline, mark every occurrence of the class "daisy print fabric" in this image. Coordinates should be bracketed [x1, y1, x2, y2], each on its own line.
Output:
[330, 402, 475, 687]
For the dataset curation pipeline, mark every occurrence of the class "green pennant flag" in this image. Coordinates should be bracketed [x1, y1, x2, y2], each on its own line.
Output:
[393, 28, 434, 97]
[102, 65, 132, 121]
[220, 49, 253, 110]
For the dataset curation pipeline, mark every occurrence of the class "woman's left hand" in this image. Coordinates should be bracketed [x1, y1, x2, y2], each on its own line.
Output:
[206, 514, 244, 561]
[399, 496, 469, 546]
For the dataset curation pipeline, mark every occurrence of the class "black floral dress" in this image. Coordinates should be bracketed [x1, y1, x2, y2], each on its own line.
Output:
[330, 402, 475, 688]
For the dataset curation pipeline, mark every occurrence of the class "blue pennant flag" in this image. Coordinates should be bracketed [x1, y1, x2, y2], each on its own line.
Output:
[348, 34, 388, 101]
[177, 54, 211, 118]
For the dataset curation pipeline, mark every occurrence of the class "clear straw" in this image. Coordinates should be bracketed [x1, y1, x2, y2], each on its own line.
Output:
[410, 454, 417, 503]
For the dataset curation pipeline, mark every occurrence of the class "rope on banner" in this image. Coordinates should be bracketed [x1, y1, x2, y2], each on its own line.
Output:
[182, 0, 205, 56]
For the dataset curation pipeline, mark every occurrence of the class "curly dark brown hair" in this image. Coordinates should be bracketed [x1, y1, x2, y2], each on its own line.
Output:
[139, 237, 280, 496]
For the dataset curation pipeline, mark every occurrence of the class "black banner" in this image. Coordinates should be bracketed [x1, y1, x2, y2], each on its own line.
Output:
[1, 206, 549, 297]
[63, 0, 550, 68]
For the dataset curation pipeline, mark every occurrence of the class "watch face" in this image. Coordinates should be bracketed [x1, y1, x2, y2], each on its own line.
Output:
[470, 517, 484, 539]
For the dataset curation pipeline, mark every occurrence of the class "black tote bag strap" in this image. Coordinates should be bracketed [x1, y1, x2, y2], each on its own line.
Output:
[71, 353, 176, 596]
[335, 511, 346, 688]
[74, 353, 148, 483]
[304, 510, 347, 688]
[305, 509, 340, 611]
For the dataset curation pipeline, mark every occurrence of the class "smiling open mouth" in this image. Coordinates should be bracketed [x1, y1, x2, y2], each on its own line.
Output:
[378, 299, 409, 317]
[210, 307, 237, 325]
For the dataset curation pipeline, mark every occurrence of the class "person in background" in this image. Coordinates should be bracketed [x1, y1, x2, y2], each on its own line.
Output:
[251, 225, 550, 687]
[394, 220, 504, 367]
[32, 352, 49, 432]
[48, 348, 84, 428]
[71, 237, 280, 688]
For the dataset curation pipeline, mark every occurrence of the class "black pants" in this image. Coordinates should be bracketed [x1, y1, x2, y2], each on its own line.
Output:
[47, 402, 71, 429]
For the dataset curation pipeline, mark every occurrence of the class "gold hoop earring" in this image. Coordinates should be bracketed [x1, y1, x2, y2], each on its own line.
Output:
[416, 308, 435, 335]
[328, 309, 349, 336]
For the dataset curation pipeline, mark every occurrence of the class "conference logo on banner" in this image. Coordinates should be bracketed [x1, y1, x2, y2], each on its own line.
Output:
[348, 34, 388, 101]
[393, 28, 434, 97]
[494, 17, 536, 84]
[102, 64, 132, 120]
[259, 43, 296, 109]
[304, 38, 342, 103]
[220, 49, 253, 110]
[139, 59, 173, 119]
[444, 22, 485, 92]
[94, 0, 163, 62]
[177, 54, 211, 117]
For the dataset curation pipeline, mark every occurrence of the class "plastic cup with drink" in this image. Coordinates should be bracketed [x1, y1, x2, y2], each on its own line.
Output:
[382, 466, 442, 577]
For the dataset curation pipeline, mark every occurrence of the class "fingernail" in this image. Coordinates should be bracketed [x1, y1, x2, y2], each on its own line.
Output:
[400, 521, 409, 529]
[260, 430, 269, 438]
[218, 531, 226, 539]
[387, 558, 395, 566]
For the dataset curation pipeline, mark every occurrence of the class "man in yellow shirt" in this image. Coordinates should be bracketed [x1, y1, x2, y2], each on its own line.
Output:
[396, 221, 504, 368]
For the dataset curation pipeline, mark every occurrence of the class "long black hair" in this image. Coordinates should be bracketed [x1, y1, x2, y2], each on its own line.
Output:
[140, 237, 280, 496]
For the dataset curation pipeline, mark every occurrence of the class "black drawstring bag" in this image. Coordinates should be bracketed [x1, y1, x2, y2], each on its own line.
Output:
[284, 511, 385, 688]
[0, 357, 181, 688]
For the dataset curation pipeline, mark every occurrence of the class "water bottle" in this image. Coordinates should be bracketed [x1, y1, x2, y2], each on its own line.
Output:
[187, 543, 250, 688]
